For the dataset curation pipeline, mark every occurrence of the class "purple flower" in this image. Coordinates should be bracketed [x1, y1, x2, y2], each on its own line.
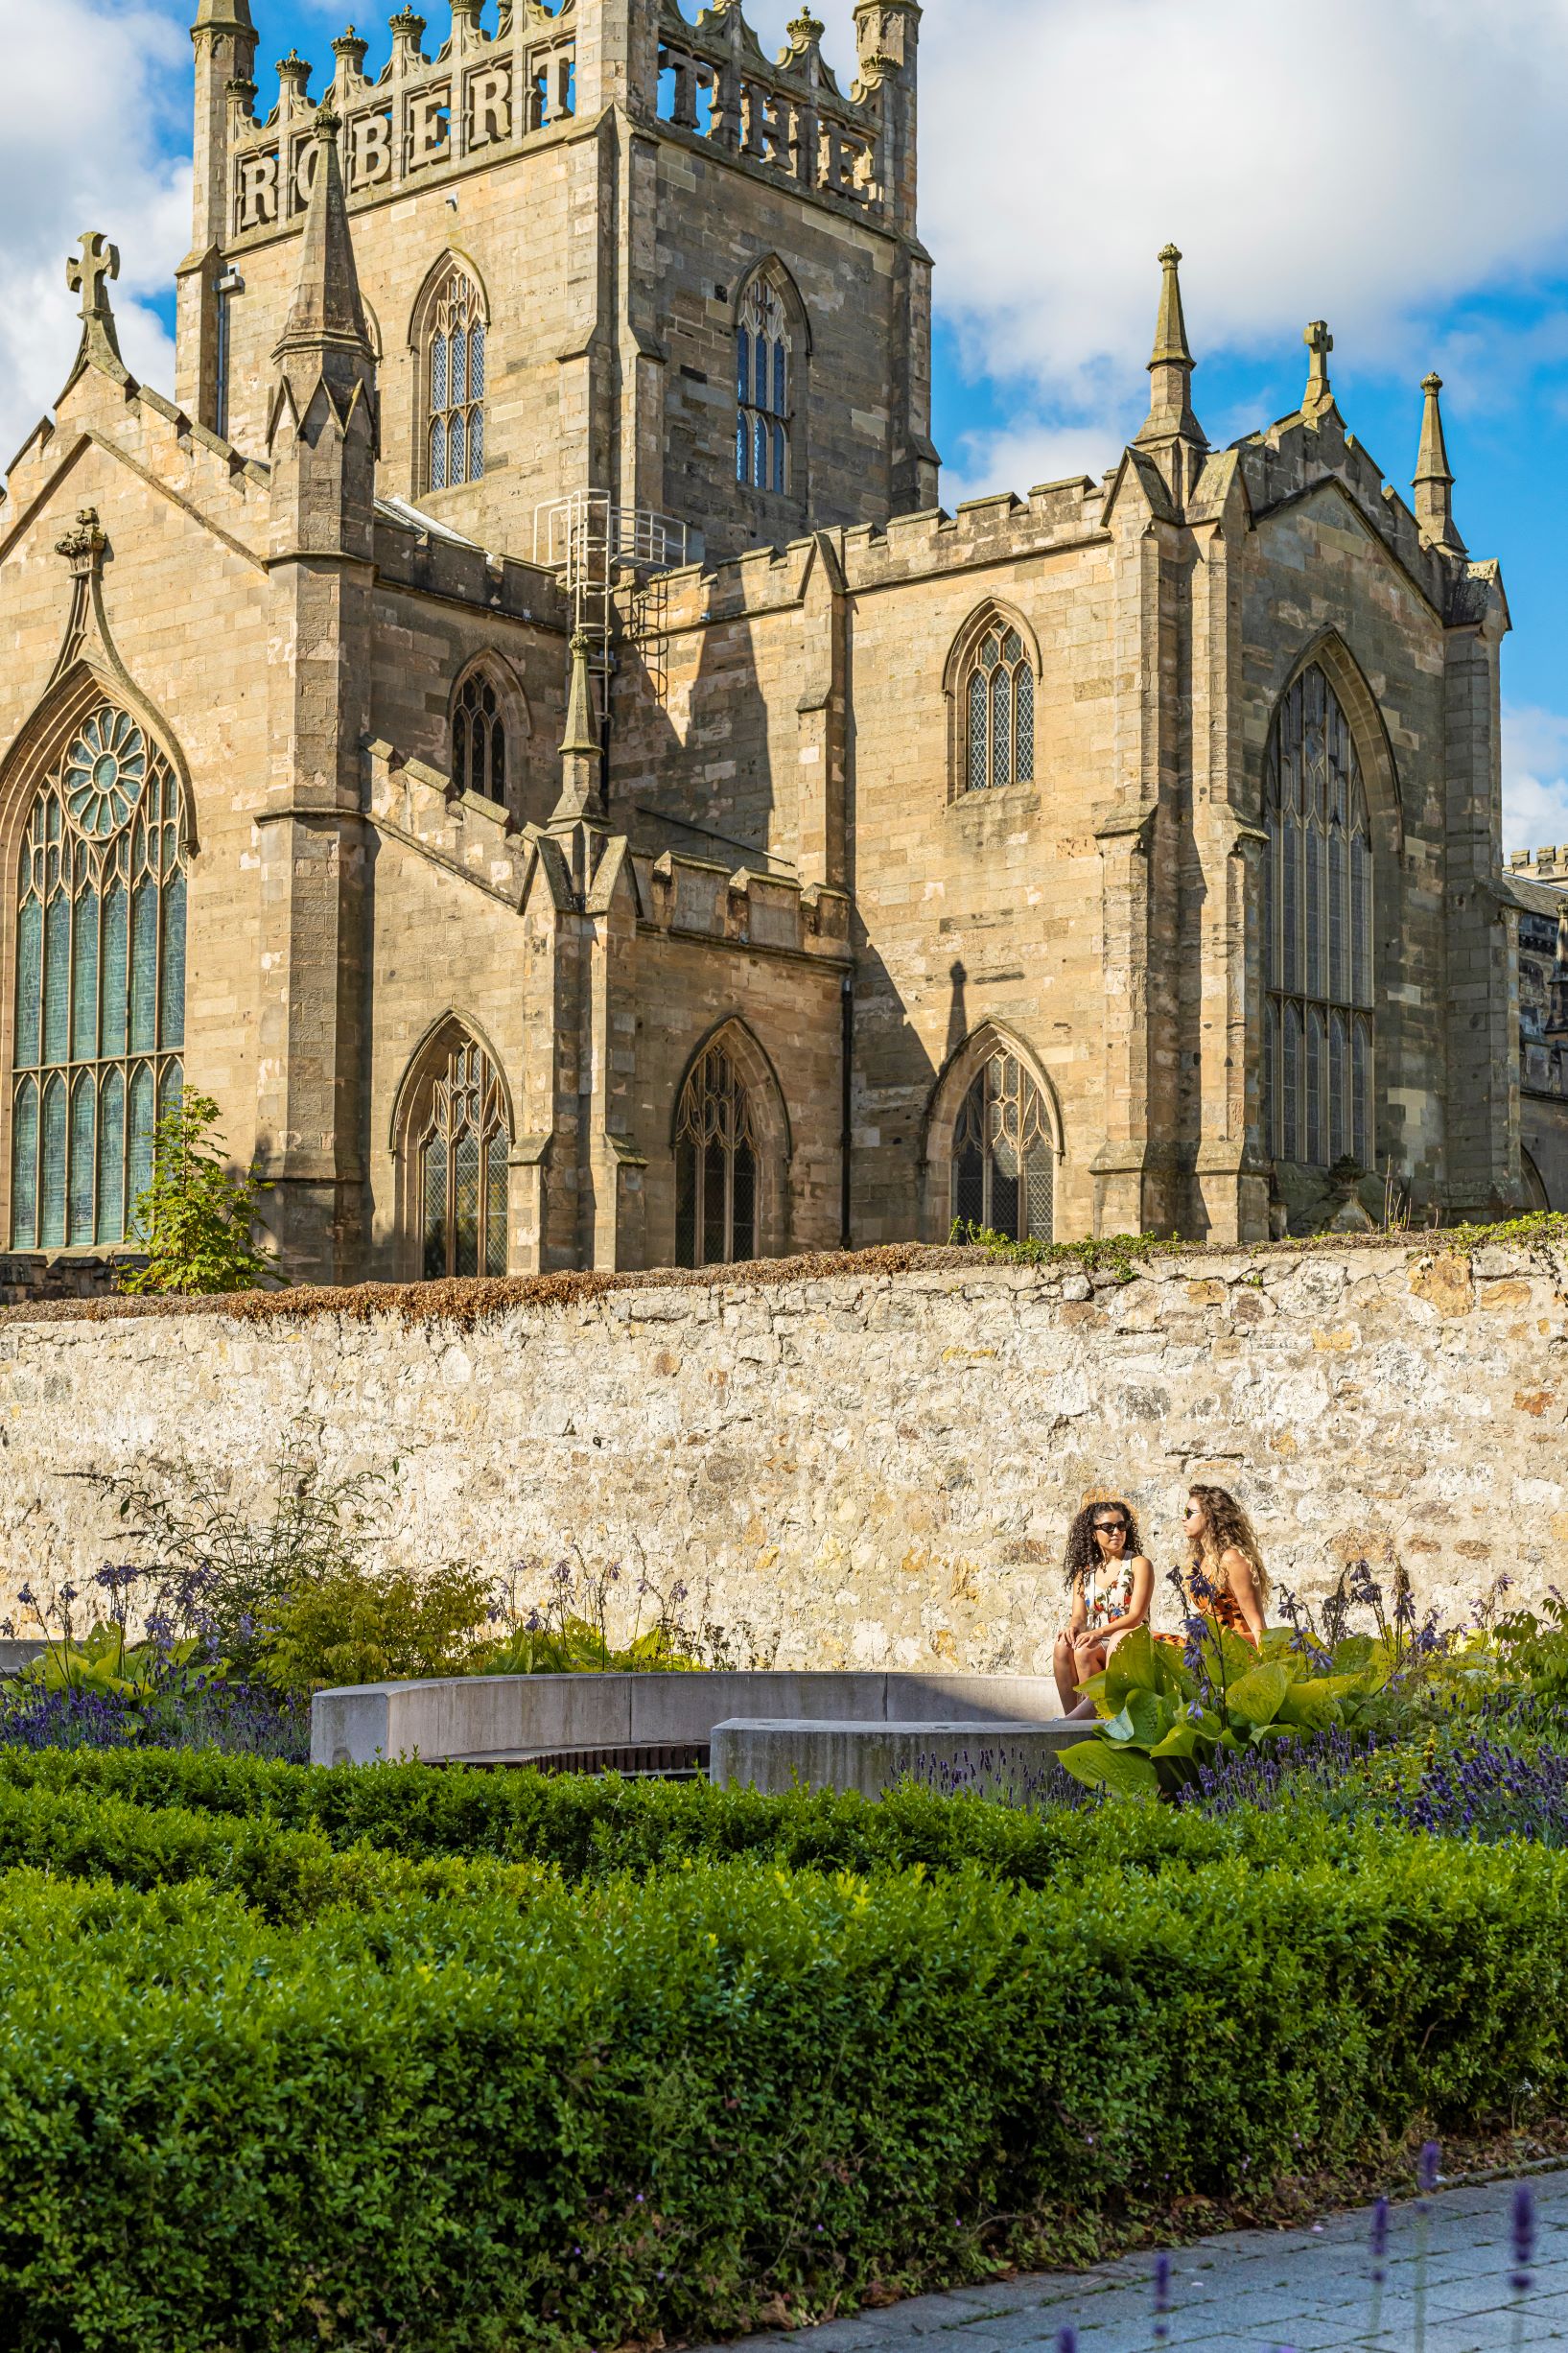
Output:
[1511, 2182, 1535, 2293]
[1418, 2140, 1440, 2194]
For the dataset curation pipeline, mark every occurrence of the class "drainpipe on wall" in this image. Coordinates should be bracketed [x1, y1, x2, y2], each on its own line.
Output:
[839, 967, 854, 1248]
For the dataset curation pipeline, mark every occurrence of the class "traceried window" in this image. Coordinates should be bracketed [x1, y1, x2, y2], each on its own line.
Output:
[10, 702, 185, 1250]
[416, 1036, 508, 1278]
[452, 669, 506, 806]
[426, 270, 486, 493]
[675, 1044, 758, 1267]
[951, 1050, 1053, 1241]
[736, 277, 789, 495]
[1261, 664, 1374, 1170]
[963, 623, 1035, 791]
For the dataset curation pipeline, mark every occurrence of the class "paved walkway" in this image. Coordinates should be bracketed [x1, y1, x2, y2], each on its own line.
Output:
[689, 2172, 1568, 2352]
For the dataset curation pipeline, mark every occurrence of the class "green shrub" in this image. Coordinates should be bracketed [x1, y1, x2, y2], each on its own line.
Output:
[0, 1739, 1431, 1883]
[260, 1561, 494, 1694]
[0, 1838, 1564, 2350]
[115, 1089, 284, 1295]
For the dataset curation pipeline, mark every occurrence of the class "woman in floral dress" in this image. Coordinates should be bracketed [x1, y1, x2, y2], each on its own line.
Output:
[1053, 1496, 1155, 1719]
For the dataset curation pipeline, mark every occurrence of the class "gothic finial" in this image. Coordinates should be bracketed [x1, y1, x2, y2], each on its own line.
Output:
[560, 628, 600, 757]
[1135, 242, 1205, 459]
[551, 629, 606, 827]
[193, 0, 254, 33]
[1302, 319, 1334, 417]
[66, 232, 123, 369]
[332, 24, 369, 75]
[55, 507, 107, 576]
[788, 10, 825, 45]
[1413, 369, 1465, 553]
[273, 100, 370, 364]
[388, 6, 427, 63]
[1149, 243, 1193, 369]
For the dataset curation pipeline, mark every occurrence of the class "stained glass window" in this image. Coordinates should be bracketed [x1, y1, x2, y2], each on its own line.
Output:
[674, 1044, 759, 1267]
[416, 1036, 508, 1278]
[736, 276, 791, 493]
[1261, 664, 1373, 1171]
[962, 623, 1035, 791]
[951, 1050, 1053, 1242]
[10, 701, 185, 1250]
[425, 269, 486, 493]
[451, 670, 507, 808]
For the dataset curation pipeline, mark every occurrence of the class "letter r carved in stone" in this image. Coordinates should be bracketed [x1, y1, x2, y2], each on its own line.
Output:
[237, 149, 279, 230]
[468, 67, 509, 149]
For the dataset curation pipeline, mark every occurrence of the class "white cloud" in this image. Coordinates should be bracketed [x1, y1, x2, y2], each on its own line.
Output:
[0, 0, 190, 478]
[1504, 706, 1568, 857]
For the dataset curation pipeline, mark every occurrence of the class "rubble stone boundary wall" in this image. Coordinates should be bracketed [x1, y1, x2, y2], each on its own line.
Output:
[1, 1239, 1564, 1667]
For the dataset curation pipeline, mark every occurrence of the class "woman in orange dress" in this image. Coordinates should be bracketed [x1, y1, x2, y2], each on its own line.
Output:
[1053, 1497, 1155, 1719]
[1181, 1483, 1269, 1648]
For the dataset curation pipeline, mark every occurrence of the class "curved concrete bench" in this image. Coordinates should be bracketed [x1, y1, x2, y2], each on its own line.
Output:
[310, 1668, 1076, 1771]
[711, 1718, 1083, 1802]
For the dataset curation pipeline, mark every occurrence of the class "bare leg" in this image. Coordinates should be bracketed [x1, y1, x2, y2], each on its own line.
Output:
[1052, 1632, 1079, 1714]
[1063, 1636, 1105, 1721]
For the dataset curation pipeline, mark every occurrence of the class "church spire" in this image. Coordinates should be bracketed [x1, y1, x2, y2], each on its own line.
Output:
[1413, 370, 1466, 553]
[1135, 244, 1205, 480]
[273, 106, 371, 366]
[550, 629, 606, 828]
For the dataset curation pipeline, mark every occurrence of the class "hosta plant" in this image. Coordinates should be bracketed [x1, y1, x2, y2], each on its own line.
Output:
[1057, 1621, 1391, 1801]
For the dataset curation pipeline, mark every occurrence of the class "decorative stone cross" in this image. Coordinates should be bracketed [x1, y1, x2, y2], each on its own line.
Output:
[1302, 318, 1334, 413]
[67, 231, 120, 322]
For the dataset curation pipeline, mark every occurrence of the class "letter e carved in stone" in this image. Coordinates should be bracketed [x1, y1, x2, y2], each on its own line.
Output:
[409, 87, 451, 169]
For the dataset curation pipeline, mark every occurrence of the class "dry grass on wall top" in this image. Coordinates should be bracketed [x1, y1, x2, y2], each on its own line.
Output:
[3, 1212, 1568, 1334]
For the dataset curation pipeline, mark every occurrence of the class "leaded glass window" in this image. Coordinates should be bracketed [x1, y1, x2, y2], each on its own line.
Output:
[10, 702, 185, 1249]
[952, 1050, 1053, 1241]
[452, 669, 506, 806]
[674, 1044, 758, 1267]
[1260, 664, 1374, 1170]
[417, 1037, 508, 1279]
[736, 277, 789, 494]
[962, 624, 1035, 791]
[426, 270, 486, 493]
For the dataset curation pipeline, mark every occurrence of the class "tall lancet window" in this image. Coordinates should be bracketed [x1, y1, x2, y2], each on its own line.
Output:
[416, 1036, 509, 1279]
[451, 669, 506, 807]
[736, 276, 789, 495]
[11, 702, 186, 1250]
[426, 270, 486, 492]
[1261, 664, 1374, 1170]
[962, 623, 1035, 791]
[675, 1044, 759, 1267]
[951, 1049, 1053, 1242]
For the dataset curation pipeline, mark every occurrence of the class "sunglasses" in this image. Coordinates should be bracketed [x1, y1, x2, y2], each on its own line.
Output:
[1093, 1518, 1129, 1534]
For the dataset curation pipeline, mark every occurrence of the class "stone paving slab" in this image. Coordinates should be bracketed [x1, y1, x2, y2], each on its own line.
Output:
[685, 2173, 1568, 2352]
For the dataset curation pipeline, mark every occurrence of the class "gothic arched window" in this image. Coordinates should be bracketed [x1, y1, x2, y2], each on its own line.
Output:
[962, 622, 1035, 791]
[416, 1035, 508, 1278]
[675, 1043, 758, 1266]
[426, 270, 486, 493]
[451, 669, 506, 806]
[10, 701, 185, 1250]
[951, 1049, 1053, 1241]
[1261, 663, 1374, 1170]
[736, 276, 789, 495]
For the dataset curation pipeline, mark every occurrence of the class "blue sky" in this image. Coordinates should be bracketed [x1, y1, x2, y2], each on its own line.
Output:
[4, 0, 1567, 847]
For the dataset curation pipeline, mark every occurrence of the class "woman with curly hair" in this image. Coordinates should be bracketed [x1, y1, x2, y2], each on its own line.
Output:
[1052, 1496, 1154, 1718]
[1182, 1483, 1270, 1647]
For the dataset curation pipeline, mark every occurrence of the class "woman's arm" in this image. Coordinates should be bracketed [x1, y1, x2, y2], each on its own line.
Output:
[1066, 1586, 1088, 1637]
[1221, 1547, 1267, 1642]
[1090, 1554, 1154, 1641]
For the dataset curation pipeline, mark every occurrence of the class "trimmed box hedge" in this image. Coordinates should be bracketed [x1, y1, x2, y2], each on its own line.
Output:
[2, 1826, 1566, 2350]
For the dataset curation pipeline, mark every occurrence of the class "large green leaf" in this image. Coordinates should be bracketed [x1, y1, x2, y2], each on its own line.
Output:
[1055, 1741, 1161, 1801]
[1103, 1688, 1177, 1746]
[1101, 1626, 1192, 1707]
[1225, 1664, 1291, 1728]
[1148, 1719, 1205, 1761]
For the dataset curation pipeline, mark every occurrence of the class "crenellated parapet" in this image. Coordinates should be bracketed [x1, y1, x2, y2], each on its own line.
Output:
[635, 848, 851, 958]
[656, 0, 897, 223]
[227, 2, 577, 240]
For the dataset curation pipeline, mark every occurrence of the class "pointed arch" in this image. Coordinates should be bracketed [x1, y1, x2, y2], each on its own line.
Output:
[447, 650, 529, 818]
[1258, 655, 1381, 1175]
[922, 1023, 1062, 1244]
[944, 602, 1041, 799]
[1268, 628, 1402, 855]
[669, 1015, 791, 1266]
[390, 1012, 516, 1279]
[2, 671, 190, 1253]
[409, 250, 491, 498]
[734, 254, 809, 509]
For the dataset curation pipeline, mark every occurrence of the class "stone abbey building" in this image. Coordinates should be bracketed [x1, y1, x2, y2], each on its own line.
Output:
[0, 0, 1542, 1285]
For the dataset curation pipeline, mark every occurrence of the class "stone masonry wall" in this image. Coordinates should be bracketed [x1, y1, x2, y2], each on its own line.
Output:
[1, 1237, 1563, 1660]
